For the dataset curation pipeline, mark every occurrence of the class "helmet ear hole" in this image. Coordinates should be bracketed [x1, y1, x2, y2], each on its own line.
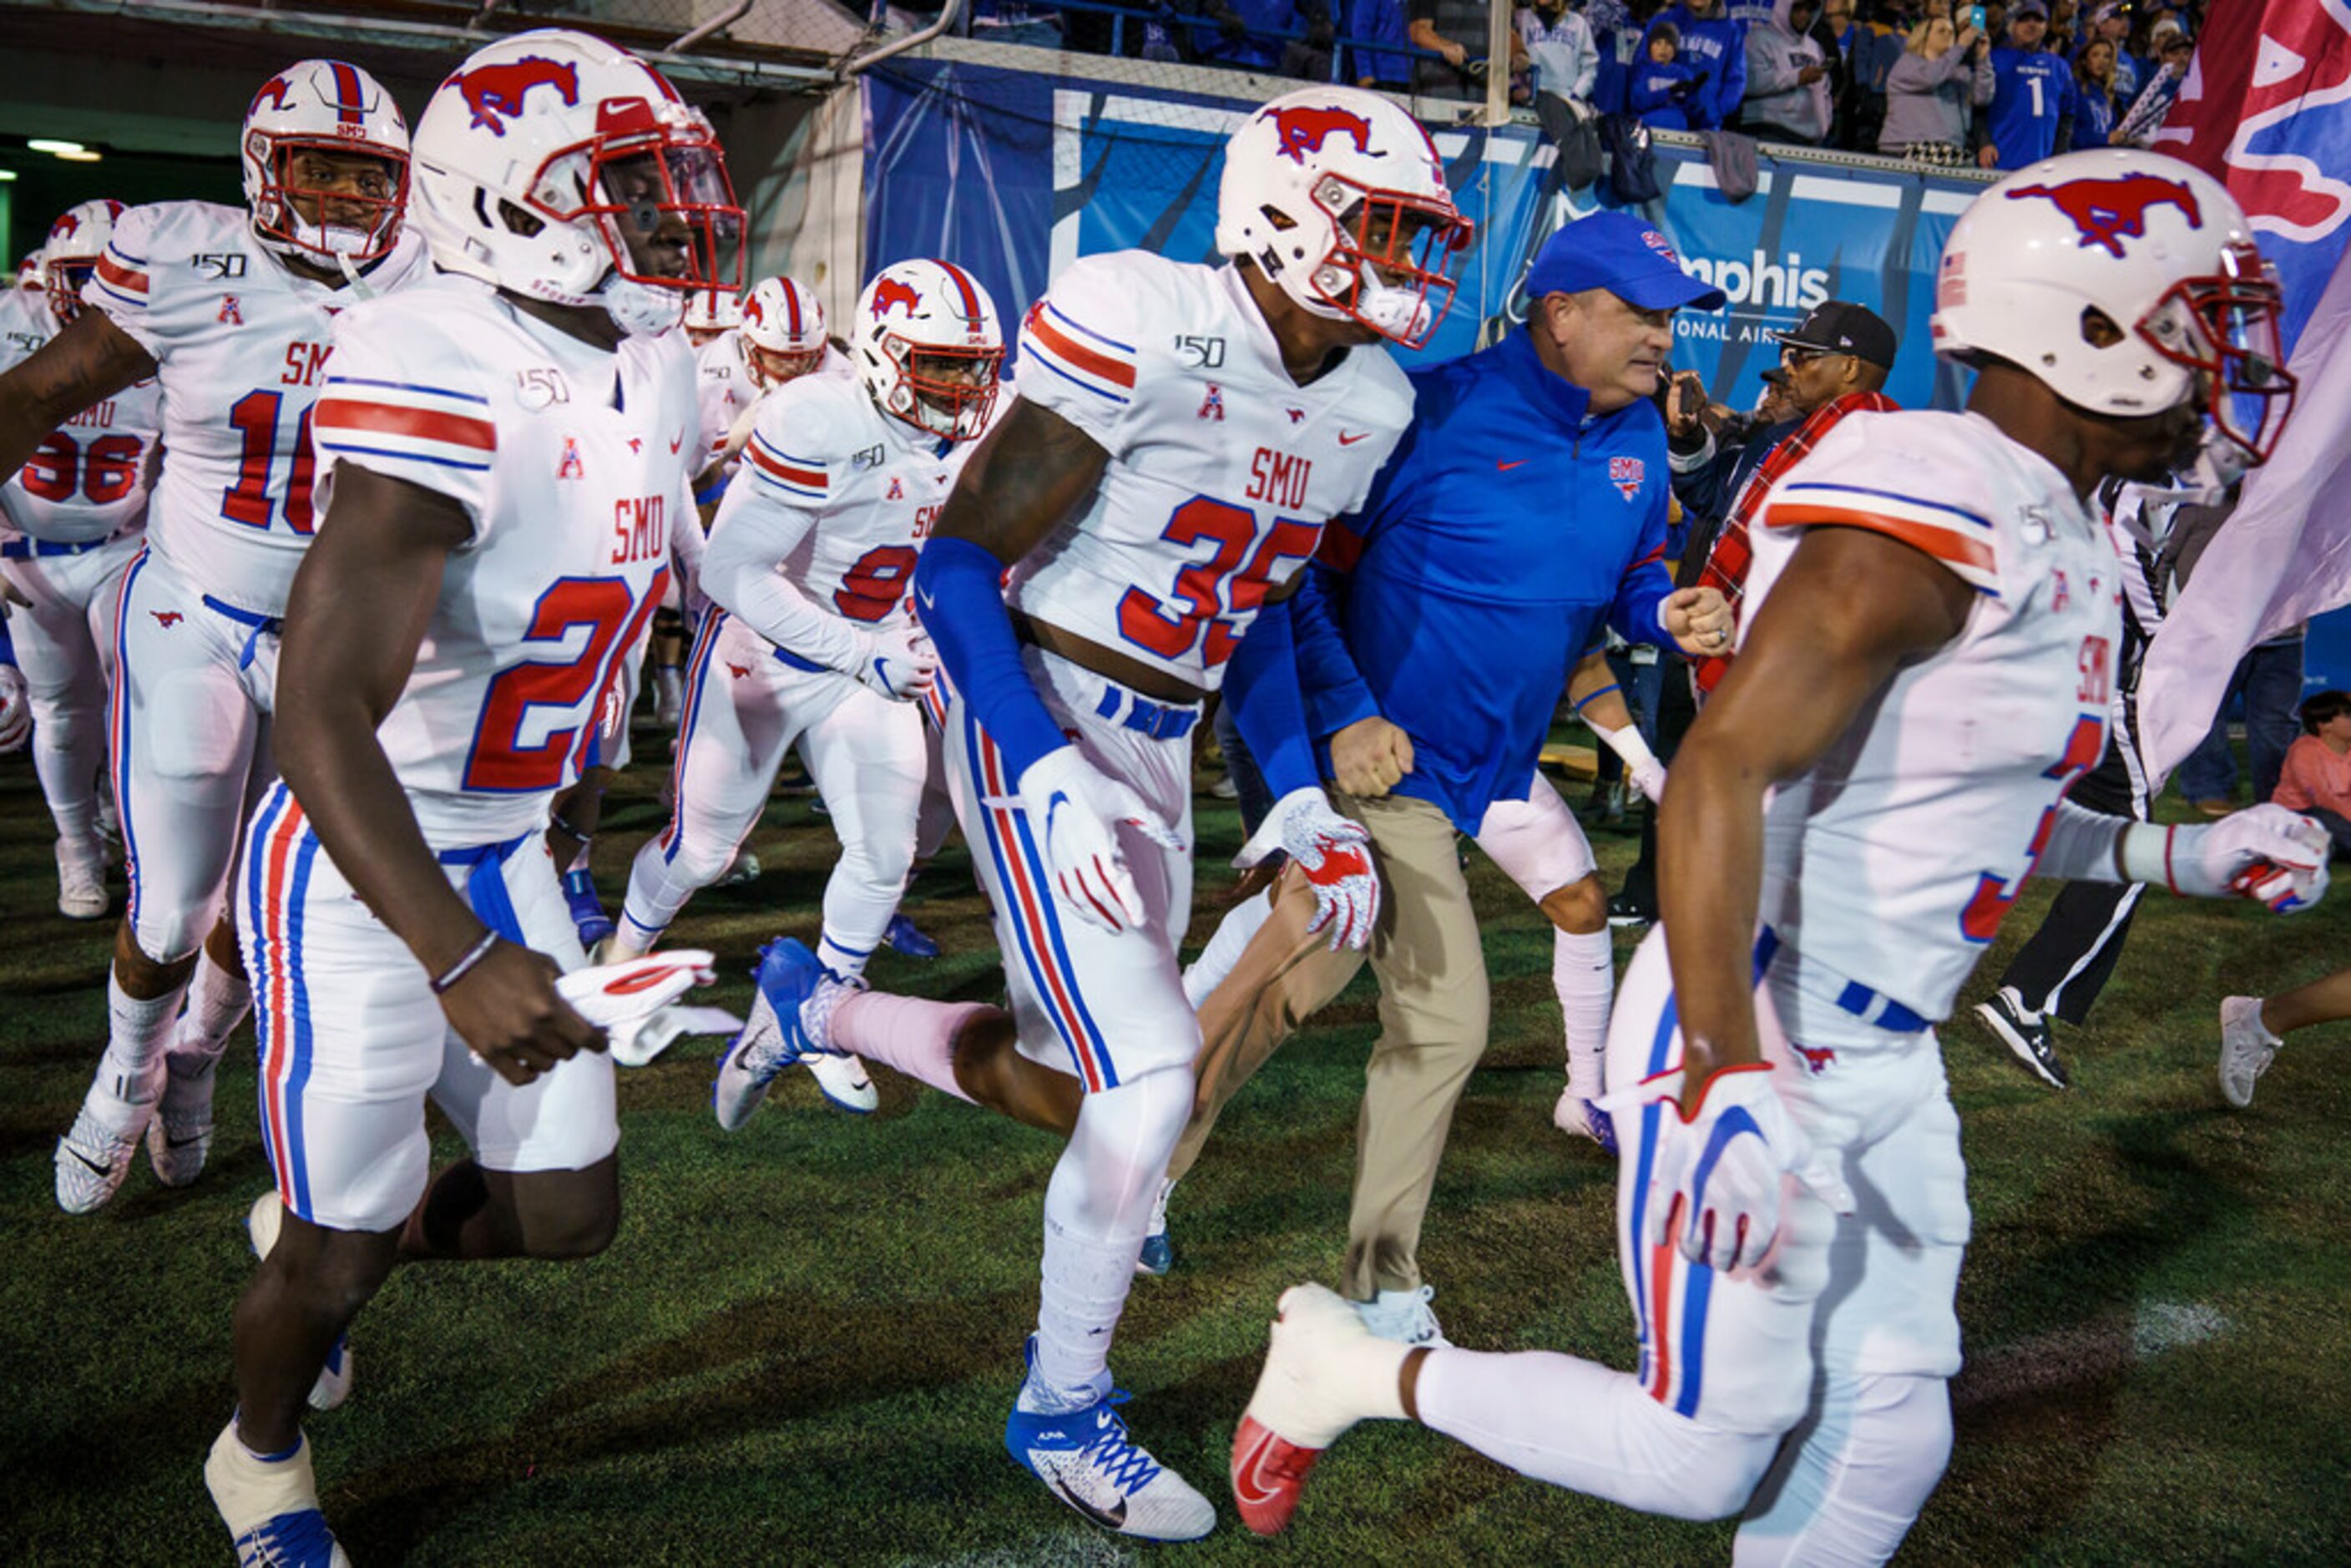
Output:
[2079, 306, 2125, 349]
[498, 200, 546, 240]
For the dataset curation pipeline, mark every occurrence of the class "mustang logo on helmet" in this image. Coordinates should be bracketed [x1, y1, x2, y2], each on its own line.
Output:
[249, 76, 296, 117]
[2006, 174, 2203, 259]
[455, 56, 582, 137]
[869, 278, 922, 319]
[1261, 104, 1378, 165]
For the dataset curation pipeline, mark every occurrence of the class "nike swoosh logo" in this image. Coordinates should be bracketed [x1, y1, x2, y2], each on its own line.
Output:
[915, 584, 938, 614]
[1498, 459, 1528, 471]
[1046, 1474, 1128, 1529]
[1337, 431, 1372, 445]
[164, 1130, 208, 1148]
[63, 1146, 112, 1176]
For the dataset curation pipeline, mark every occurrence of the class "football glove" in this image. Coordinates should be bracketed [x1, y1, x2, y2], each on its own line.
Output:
[1015, 744, 1185, 934]
[1237, 787, 1380, 952]
[0, 665, 28, 753]
[1626, 1062, 1853, 1273]
[2122, 804, 2330, 911]
[556, 949, 716, 1036]
[850, 625, 937, 703]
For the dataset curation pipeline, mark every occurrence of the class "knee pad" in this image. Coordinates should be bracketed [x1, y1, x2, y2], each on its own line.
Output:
[1732, 1373, 1951, 1568]
[1054, 1065, 1194, 1239]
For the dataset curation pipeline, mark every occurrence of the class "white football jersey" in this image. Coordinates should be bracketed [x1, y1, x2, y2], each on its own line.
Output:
[0, 302, 162, 544]
[1745, 410, 2121, 1021]
[715, 369, 982, 648]
[693, 331, 854, 478]
[312, 274, 695, 849]
[86, 200, 427, 615]
[1004, 252, 1412, 691]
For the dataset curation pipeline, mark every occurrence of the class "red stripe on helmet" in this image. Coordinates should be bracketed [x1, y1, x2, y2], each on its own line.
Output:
[328, 62, 367, 128]
[933, 260, 983, 327]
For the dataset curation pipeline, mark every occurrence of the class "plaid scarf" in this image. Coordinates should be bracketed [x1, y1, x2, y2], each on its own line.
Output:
[1691, 389, 1900, 697]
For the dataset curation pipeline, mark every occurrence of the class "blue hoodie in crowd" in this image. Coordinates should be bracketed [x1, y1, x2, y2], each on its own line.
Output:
[1653, 3, 1748, 129]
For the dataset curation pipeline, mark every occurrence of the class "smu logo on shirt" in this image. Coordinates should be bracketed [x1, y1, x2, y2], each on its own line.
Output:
[1246, 448, 1312, 510]
[1610, 456, 1646, 502]
[611, 494, 666, 564]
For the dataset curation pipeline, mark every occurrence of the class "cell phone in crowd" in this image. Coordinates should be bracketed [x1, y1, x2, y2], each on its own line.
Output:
[1969, 4, 1986, 33]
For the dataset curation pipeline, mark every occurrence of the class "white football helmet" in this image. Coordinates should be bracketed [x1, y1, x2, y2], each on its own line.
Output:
[41, 200, 124, 326]
[683, 286, 744, 346]
[240, 59, 410, 266]
[741, 275, 828, 388]
[409, 29, 743, 336]
[16, 249, 43, 292]
[1215, 85, 1471, 349]
[1933, 149, 2295, 468]
[851, 260, 1003, 441]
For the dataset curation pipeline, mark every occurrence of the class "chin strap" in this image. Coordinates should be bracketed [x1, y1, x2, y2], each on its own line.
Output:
[336, 249, 376, 301]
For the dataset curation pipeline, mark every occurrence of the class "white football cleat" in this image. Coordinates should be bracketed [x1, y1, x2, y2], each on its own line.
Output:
[2218, 995, 2283, 1110]
[1352, 1283, 1450, 1348]
[1004, 1338, 1215, 1541]
[56, 835, 109, 920]
[205, 1423, 351, 1568]
[715, 848, 761, 888]
[1231, 1283, 1408, 1535]
[248, 1192, 355, 1411]
[1135, 1176, 1176, 1277]
[713, 938, 862, 1130]
[147, 1044, 224, 1186]
[54, 1057, 164, 1214]
[808, 1050, 878, 1113]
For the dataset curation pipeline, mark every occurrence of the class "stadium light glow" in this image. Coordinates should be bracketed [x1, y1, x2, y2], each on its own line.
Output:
[0, 169, 18, 181]
[26, 139, 86, 155]
[55, 149, 102, 163]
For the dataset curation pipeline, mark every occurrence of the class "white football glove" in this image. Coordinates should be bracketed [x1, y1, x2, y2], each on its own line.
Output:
[556, 949, 717, 1036]
[0, 665, 28, 753]
[1625, 1062, 1853, 1273]
[1236, 787, 1380, 951]
[1015, 745, 1185, 934]
[2123, 805, 2330, 912]
[850, 625, 937, 703]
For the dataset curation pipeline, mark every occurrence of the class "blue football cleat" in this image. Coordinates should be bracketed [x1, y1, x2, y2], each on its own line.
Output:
[562, 867, 614, 949]
[712, 938, 861, 1130]
[1004, 1338, 1215, 1541]
[883, 912, 940, 960]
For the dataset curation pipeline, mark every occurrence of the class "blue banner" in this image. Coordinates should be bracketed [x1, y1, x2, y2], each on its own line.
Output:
[863, 57, 1993, 411]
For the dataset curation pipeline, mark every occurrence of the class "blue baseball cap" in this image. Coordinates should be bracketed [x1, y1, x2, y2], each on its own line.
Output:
[1524, 213, 1727, 312]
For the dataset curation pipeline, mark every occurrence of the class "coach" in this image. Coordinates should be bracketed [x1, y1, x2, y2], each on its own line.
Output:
[1176, 214, 1730, 1343]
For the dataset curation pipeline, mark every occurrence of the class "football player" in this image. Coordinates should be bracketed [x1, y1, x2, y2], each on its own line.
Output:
[611, 260, 996, 1009]
[197, 31, 736, 1563]
[0, 200, 159, 921]
[1227, 149, 2324, 1562]
[0, 60, 427, 1213]
[709, 85, 1467, 1540]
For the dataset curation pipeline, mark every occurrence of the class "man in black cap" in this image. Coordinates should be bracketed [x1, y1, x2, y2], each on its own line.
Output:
[1610, 298, 1899, 925]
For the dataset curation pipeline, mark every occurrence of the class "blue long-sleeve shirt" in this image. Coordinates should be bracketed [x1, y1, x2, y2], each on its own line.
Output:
[1292, 327, 1676, 833]
[1654, 5, 1748, 129]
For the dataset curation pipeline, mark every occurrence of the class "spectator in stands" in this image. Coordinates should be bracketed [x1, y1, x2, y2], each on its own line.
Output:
[1590, 0, 1667, 115]
[1631, 22, 1706, 129]
[1743, 0, 1834, 144]
[1348, 0, 1416, 89]
[1653, 0, 1747, 129]
[1839, 0, 1909, 150]
[1983, 0, 2074, 167]
[2273, 690, 2351, 857]
[1189, 0, 1334, 75]
[2111, 17, 2192, 147]
[1410, 0, 1530, 99]
[1517, 0, 1600, 115]
[2082, 0, 2141, 99]
[1807, 0, 1861, 144]
[2070, 33, 2117, 145]
[1878, 14, 1991, 160]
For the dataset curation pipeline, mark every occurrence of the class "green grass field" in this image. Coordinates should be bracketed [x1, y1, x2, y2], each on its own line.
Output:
[4, 740, 2348, 1565]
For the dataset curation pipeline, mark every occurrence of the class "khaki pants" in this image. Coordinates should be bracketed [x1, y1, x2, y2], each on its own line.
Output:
[1178, 791, 1488, 1300]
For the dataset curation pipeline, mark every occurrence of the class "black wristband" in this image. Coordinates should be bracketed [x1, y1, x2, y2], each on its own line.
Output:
[429, 930, 499, 995]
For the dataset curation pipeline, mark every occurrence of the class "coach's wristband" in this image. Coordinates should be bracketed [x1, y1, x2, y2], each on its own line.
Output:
[429, 930, 500, 995]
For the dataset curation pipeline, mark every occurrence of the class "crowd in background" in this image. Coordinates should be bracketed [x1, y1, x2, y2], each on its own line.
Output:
[935, 0, 2209, 168]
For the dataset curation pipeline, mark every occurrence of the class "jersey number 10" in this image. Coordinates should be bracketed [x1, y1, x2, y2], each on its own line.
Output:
[1118, 496, 1320, 668]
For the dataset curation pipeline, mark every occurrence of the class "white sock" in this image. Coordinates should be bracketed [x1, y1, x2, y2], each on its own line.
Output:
[1183, 888, 1274, 1009]
[1555, 928, 1614, 1097]
[1024, 1217, 1135, 1413]
[172, 948, 252, 1068]
[99, 973, 181, 1114]
[817, 928, 875, 980]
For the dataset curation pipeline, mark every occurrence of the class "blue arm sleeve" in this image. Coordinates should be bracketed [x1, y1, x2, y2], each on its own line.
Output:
[913, 537, 1066, 780]
[1289, 562, 1380, 738]
[1606, 492, 1677, 646]
[1221, 598, 1322, 800]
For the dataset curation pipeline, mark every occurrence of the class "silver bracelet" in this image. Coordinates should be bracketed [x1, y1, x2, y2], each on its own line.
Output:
[429, 930, 499, 995]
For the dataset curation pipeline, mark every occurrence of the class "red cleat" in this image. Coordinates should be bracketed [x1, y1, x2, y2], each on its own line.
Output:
[1231, 1413, 1322, 1535]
